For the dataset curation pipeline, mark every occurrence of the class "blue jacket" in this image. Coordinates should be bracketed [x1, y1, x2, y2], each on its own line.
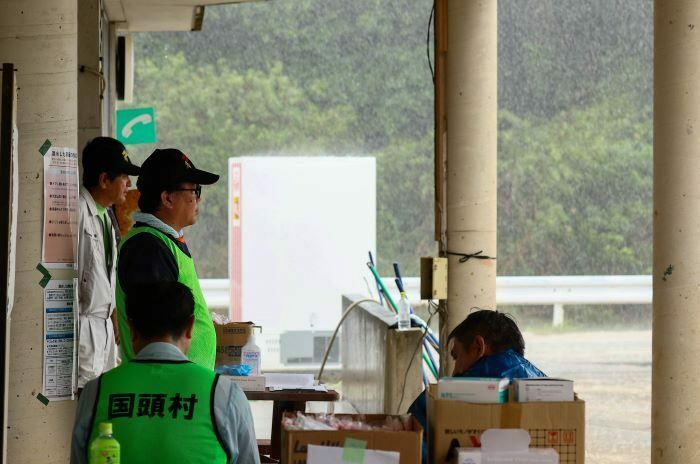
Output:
[408, 349, 546, 464]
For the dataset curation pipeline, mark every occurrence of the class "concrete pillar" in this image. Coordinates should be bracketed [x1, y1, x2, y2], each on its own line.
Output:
[441, 0, 498, 375]
[0, 0, 78, 462]
[653, 2, 700, 462]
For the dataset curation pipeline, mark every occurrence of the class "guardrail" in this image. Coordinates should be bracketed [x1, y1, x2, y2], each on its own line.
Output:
[201, 275, 652, 327]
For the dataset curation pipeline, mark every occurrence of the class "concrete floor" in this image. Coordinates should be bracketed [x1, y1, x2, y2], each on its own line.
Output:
[526, 330, 651, 464]
[251, 330, 652, 463]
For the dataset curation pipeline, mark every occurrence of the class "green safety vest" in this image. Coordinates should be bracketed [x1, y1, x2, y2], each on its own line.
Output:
[116, 226, 216, 369]
[89, 359, 228, 464]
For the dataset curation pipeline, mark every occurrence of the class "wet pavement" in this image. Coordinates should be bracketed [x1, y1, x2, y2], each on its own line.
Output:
[526, 330, 651, 464]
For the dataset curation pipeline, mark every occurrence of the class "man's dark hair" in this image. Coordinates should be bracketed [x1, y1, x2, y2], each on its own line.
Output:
[81, 137, 122, 189]
[448, 309, 525, 356]
[83, 167, 120, 190]
[126, 281, 194, 339]
[137, 188, 162, 214]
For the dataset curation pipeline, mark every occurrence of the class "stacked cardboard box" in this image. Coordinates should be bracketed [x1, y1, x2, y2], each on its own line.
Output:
[214, 321, 253, 367]
[428, 385, 585, 464]
[282, 413, 422, 464]
[513, 378, 575, 402]
[437, 377, 510, 403]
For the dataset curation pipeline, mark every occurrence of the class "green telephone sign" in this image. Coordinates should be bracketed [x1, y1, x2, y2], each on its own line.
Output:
[116, 108, 157, 145]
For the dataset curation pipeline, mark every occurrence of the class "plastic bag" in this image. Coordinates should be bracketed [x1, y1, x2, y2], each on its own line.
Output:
[215, 364, 252, 376]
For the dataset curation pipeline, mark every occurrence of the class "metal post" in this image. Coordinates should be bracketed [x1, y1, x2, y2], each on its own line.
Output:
[552, 303, 565, 328]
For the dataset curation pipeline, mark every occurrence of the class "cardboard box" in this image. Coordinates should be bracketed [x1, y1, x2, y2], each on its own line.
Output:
[214, 322, 253, 366]
[224, 375, 266, 392]
[438, 377, 509, 403]
[457, 429, 559, 464]
[514, 378, 574, 402]
[428, 385, 584, 464]
[282, 413, 422, 464]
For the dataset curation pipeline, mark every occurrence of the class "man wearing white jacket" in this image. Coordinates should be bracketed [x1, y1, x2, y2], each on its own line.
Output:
[77, 137, 140, 393]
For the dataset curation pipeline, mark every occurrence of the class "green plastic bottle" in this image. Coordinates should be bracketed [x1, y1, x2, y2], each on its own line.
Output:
[89, 422, 120, 464]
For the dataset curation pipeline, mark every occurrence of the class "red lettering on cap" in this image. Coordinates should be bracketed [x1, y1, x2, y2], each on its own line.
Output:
[181, 154, 193, 169]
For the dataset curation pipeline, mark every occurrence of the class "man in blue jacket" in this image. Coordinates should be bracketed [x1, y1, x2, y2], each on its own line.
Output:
[409, 310, 546, 463]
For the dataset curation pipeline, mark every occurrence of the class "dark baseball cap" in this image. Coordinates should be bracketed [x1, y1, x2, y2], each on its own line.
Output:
[82, 137, 141, 176]
[137, 148, 219, 193]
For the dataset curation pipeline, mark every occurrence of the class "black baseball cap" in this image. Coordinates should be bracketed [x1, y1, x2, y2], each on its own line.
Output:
[82, 137, 141, 176]
[137, 148, 219, 193]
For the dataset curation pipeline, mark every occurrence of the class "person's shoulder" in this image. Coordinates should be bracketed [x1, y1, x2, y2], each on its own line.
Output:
[215, 375, 247, 401]
[79, 189, 92, 213]
[99, 361, 129, 379]
[521, 356, 546, 378]
[501, 350, 546, 378]
[121, 230, 170, 254]
[216, 374, 241, 390]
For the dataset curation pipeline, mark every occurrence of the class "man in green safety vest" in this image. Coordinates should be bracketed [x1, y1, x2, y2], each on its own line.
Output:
[70, 281, 260, 464]
[115, 148, 219, 368]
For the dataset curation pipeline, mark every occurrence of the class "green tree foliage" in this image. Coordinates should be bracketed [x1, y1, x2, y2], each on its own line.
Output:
[376, 133, 438, 272]
[123, 0, 652, 281]
[136, 0, 435, 151]
[128, 0, 436, 277]
[124, 54, 358, 275]
[499, 95, 652, 275]
[499, 0, 652, 119]
[497, 0, 653, 275]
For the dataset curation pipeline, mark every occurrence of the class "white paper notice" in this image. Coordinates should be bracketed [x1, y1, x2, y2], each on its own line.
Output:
[43, 280, 75, 401]
[42, 146, 79, 268]
[307, 445, 400, 464]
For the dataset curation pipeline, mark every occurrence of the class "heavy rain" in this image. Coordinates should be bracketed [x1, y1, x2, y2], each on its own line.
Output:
[120, 1, 653, 462]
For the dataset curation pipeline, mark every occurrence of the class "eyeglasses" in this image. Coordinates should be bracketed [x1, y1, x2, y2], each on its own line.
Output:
[171, 185, 202, 199]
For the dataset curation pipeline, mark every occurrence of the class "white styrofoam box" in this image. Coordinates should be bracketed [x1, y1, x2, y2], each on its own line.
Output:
[513, 378, 574, 402]
[308, 445, 400, 464]
[458, 429, 559, 464]
[225, 375, 266, 392]
[228, 157, 376, 334]
[437, 377, 509, 403]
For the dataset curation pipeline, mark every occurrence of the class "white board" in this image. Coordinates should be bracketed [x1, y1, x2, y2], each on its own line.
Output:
[229, 157, 376, 332]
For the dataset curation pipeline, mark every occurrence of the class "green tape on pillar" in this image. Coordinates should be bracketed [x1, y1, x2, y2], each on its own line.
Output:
[36, 393, 49, 406]
[342, 438, 367, 463]
[38, 139, 52, 156]
[36, 263, 51, 288]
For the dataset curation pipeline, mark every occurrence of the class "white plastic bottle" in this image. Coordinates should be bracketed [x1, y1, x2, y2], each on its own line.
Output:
[241, 327, 261, 375]
[397, 292, 411, 331]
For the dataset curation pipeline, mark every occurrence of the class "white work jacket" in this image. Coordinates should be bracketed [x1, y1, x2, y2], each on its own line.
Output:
[76, 187, 117, 387]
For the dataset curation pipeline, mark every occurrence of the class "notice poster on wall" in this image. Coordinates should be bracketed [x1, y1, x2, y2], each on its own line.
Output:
[42, 146, 79, 268]
[43, 279, 75, 401]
